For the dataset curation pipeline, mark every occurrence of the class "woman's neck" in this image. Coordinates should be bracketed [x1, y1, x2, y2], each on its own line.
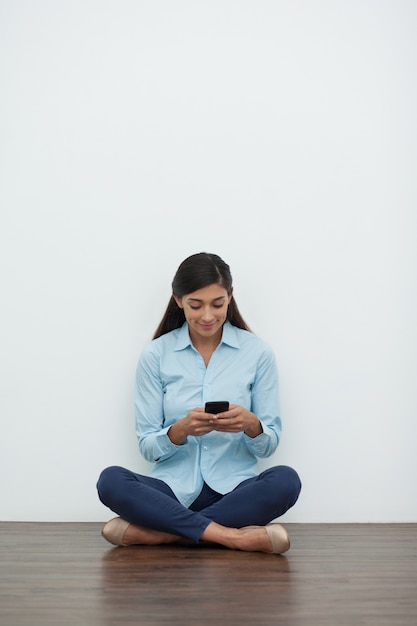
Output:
[189, 328, 222, 365]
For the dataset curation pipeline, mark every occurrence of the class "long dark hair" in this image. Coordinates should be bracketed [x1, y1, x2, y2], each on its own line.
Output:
[153, 252, 251, 339]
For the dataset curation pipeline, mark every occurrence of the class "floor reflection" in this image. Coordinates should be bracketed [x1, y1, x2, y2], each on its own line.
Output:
[99, 544, 293, 623]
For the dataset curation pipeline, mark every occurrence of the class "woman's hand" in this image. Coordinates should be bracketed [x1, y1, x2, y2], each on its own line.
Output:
[210, 404, 263, 438]
[168, 407, 216, 445]
[168, 405, 263, 445]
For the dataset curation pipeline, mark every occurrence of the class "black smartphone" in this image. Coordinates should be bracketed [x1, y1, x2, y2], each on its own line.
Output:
[205, 401, 229, 414]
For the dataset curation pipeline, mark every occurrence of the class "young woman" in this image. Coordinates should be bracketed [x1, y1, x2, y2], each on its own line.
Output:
[97, 253, 301, 554]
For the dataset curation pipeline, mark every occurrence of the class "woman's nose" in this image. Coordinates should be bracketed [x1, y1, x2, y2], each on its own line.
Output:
[201, 307, 214, 321]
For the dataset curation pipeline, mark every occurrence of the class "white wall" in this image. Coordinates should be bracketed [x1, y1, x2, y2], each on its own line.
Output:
[1, 0, 416, 522]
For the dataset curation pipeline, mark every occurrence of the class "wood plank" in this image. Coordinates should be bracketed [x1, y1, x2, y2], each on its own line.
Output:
[0, 523, 416, 625]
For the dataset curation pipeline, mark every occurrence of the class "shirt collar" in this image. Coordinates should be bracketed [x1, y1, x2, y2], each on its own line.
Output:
[220, 321, 240, 348]
[174, 321, 240, 351]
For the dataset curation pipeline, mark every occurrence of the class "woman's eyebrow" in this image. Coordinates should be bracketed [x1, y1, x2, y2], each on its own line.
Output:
[187, 296, 226, 303]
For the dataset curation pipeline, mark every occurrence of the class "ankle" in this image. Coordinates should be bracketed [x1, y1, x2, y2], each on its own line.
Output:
[124, 524, 179, 546]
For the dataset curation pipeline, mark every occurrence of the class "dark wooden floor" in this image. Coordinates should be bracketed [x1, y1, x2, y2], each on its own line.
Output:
[0, 523, 416, 625]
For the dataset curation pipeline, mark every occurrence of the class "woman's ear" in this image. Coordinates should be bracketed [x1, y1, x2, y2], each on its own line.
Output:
[173, 294, 183, 309]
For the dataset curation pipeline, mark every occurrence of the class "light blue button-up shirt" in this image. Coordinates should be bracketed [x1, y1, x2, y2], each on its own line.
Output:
[135, 321, 282, 507]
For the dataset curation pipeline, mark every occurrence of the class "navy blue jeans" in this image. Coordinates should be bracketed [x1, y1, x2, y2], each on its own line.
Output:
[97, 465, 301, 543]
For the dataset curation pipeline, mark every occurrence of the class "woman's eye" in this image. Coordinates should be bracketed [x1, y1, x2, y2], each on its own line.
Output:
[188, 303, 224, 311]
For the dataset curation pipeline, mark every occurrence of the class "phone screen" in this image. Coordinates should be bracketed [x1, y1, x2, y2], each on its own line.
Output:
[205, 401, 229, 414]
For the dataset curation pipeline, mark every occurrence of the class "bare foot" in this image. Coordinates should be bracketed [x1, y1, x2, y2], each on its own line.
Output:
[200, 522, 289, 554]
[102, 518, 289, 553]
[123, 523, 181, 546]
[102, 517, 182, 547]
[200, 522, 268, 551]
[229, 527, 274, 553]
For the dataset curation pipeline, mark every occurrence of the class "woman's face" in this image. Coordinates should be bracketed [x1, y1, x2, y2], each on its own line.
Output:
[174, 283, 232, 344]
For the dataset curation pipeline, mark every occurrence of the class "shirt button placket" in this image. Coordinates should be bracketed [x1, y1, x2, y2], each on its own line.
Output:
[201, 443, 208, 472]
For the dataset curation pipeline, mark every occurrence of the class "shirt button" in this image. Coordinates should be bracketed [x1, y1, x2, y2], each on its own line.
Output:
[203, 446, 208, 451]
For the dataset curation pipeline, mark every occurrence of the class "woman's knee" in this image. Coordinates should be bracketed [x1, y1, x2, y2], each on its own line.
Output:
[283, 466, 302, 503]
[96, 465, 126, 502]
[262, 465, 302, 504]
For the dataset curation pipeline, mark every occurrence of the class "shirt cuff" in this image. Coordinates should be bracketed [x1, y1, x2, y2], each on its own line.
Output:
[244, 420, 273, 455]
[153, 426, 182, 461]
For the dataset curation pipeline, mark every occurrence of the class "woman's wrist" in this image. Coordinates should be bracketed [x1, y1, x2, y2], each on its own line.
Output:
[168, 419, 188, 445]
[244, 416, 263, 438]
